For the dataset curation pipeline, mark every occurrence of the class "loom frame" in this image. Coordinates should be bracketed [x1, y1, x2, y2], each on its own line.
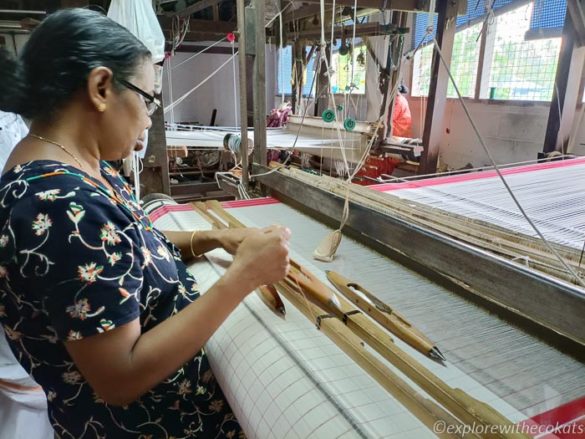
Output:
[253, 163, 585, 348]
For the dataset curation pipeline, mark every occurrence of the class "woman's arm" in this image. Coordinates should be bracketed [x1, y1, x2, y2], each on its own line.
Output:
[65, 226, 290, 406]
[163, 228, 258, 259]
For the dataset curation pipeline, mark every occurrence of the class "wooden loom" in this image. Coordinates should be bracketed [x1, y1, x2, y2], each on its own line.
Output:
[165, 116, 376, 166]
[147, 196, 585, 438]
[192, 200, 529, 438]
[252, 161, 585, 348]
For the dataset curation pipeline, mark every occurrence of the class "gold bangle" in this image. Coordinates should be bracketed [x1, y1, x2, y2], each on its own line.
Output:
[190, 230, 200, 258]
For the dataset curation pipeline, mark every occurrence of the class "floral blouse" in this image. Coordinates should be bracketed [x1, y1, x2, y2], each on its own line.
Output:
[0, 161, 242, 438]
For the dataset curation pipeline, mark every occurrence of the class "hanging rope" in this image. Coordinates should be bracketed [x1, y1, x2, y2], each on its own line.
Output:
[171, 36, 227, 70]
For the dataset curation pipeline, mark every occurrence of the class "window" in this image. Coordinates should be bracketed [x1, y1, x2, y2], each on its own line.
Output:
[277, 46, 292, 95]
[485, 2, 561, 101]
[412, 44, 433, 97]
[447, 22, 482, 98]
[411, 1, 565, 102]
[412, 23, 481, 98]
[277, 46, 316, 96]
[330, 44, 367, 94]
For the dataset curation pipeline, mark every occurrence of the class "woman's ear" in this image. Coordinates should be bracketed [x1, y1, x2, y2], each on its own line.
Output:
[87, 66, 114, 113]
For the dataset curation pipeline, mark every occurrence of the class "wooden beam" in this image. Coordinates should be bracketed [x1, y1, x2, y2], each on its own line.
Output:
[253, 0, 267, 166]
[567, 0, 585, 47]
[295, 22, 393, 40]
[165, 43, 236, 54]
[164, 32, 233, 43]
[237, 0, 250, 187]
[158, 16, 235, 34]
[543, 8, 585, 154]
[418, 0, 458, 174]
[291, 41, 305, 113]
[314, 45, 330, 117]
[164, 0, 226, 17]
[384, 11, 407, 139]
[141, 89, 170, 197]
[283, 4, 324, 24]
[300, 0, 419, 10]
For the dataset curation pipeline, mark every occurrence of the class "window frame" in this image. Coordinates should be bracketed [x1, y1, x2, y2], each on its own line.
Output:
[410, 0, 564, 107]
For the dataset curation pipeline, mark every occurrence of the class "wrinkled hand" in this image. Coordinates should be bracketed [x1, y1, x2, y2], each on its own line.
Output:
[217, 228, 259, 255]
[231, 225, 291, 289]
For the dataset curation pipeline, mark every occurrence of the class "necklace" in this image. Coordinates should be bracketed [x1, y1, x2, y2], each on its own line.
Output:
[28, 133, 115, 192]
[29, 133, 88, 172]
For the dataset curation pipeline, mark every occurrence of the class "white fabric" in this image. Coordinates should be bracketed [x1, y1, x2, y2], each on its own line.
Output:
[0, 111, 28, 171]
[0, 387, 52, 439]
[0, 111, 53, 438]
[107, 0, 166, 64]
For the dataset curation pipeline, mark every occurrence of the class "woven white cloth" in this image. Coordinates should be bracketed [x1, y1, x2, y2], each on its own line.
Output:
[0, 111, 28, 172]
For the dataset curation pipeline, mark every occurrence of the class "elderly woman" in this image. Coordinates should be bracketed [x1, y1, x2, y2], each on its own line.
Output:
[0, 8, 290, 438]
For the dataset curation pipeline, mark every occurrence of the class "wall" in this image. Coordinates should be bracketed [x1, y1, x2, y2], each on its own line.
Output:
[163, 45, 276, 127]
[163, 50, 241, 126]
[409, 98, 553, 169]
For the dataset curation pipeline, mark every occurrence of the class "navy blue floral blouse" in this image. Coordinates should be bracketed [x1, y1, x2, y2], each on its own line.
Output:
[0, 160, 242, 438]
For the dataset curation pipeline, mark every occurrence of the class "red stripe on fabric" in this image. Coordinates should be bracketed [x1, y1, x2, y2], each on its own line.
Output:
[149, 198, 281, 222]
[221, 197, 280, 208]
[371, 157, 585, 193]
[515, 396, 585, 439]
[529, 397, 585, 429]
[149, 204, 192, 222]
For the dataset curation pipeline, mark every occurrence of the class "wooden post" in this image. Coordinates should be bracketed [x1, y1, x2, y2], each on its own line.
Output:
[418, 0, 459, 175]
[141, 90, 170, 196]
[236, 0, 249, 187]
[291, 40, 305, 113]
[543, 9, 585, 154]
[385, 11, 407, 139]
[253, 0, 267, 166]
[314, 44, 331, 117]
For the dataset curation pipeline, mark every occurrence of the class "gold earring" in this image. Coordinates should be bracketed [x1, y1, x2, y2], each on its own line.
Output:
[97, 103, 106, 112]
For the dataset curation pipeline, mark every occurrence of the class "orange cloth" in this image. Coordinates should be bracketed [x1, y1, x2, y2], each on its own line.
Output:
[390, 93, 412, 137]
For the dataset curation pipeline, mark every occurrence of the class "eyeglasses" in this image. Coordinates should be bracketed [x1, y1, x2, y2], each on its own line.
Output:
[119, 79, 161, 116]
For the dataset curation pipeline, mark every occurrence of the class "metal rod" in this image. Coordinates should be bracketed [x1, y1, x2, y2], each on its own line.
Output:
[236, 0, 249, 188]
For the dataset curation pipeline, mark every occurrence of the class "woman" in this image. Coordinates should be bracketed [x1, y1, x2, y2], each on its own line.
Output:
[0, 8, 290, 438]
[390, 84, 412, 138]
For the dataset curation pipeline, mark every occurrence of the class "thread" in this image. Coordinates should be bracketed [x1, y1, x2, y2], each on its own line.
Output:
[223, 133, 253, 155]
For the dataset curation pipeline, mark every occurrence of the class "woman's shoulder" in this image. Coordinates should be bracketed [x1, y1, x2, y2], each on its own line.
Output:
[2, 160, 88, 184]
[0, 160, 131, 223]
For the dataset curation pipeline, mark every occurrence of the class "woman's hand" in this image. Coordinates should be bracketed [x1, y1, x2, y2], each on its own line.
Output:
[229, 225, 291, 292]
[215, 228, 259, 255]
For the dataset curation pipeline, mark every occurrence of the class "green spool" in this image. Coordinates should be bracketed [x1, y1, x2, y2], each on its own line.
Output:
[322, 108, 336, 123]
[343, 117, 356, 132]
[336, 104, 344, 112]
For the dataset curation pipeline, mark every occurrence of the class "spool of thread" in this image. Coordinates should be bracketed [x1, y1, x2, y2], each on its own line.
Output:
[343, 117, 356, 132]
[336, 104, 344, 112]
[223, 133, 253, 155]
[322, 108, 336, 123]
